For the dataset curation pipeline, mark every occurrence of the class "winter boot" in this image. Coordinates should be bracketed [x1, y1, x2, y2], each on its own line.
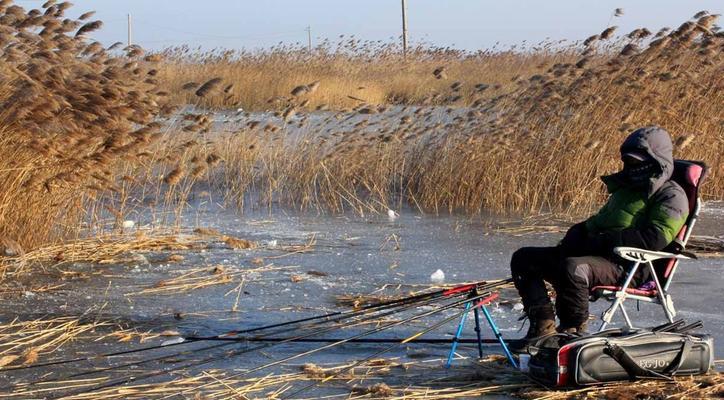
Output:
[508, 304, 557, 354]
[557, 320, 589, 335]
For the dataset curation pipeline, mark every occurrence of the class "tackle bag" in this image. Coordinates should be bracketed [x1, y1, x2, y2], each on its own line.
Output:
[527, 322, 714, 387]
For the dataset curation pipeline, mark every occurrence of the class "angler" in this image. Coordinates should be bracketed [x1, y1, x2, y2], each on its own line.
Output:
[509, 126, 689, 352]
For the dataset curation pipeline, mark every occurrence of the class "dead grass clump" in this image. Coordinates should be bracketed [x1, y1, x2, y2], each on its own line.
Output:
[0, 316, 115, 369]
[192, 227, 223, 237]
[165, 254, 185, 262]
[7, 352, 720, 400]
[354, 382, 395, 396]
[518, 372, 724, 400]
[1, 231, 208, 276]
[130, 264, 294, 296]
[301, 362, 327, 378]
[222, 236, 256, 249]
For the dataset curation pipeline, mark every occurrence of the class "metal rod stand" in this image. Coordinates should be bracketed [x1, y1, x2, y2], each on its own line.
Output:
[446, 292, 517, 369]
[473, 307, 484, 358]
[445, 301, 471, 367]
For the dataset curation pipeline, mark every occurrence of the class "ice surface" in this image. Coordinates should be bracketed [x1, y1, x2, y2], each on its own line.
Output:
[1, 192, 721, 397]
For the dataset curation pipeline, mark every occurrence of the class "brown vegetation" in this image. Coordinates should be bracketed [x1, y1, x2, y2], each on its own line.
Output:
[0, 1, 722, 254]
[0, 1, 174, 250]
[4, 350, 720, 399]
[156, 40, 578, 111]
[192, 11, 722, 216]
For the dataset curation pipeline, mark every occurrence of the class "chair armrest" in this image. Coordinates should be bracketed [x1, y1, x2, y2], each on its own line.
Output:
[613, 247, 694, 263]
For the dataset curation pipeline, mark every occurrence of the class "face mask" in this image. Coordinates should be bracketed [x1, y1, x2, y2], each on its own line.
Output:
[622, 160, 658, 188]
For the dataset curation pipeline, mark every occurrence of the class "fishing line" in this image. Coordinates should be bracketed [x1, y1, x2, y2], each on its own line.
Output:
[16, 279, 512, 398]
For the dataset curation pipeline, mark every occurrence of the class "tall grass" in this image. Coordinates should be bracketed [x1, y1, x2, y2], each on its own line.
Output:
[156, 40, 579, 111]
[191, 12, 722, 216]
[0, 1, 173, 250]
[0, 1, 721, 253]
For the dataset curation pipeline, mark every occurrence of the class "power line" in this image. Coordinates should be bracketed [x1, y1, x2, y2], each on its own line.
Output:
[137, 32, 303, 46]
[132, 18, 304, 41]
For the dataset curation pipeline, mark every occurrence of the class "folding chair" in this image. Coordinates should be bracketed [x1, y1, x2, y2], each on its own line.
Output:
[590, 160, 709, 331]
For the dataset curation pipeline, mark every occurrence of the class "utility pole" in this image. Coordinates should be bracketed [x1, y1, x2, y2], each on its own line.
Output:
[401, 0, 408, 57]
[127, 13, 132, 46]
[306, 26, 312, 52]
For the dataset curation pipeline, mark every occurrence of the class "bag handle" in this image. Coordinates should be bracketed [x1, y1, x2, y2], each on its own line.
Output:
[605, 340, 690, 381]
[663, 339, 692, 375]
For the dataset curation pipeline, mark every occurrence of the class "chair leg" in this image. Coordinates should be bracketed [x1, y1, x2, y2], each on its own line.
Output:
[600, 294, 625, 331]
[597, 262, 640, 332]
[619, 302, 634, 330]
[661, 293, 676, 323]
[599, 301, 618, 332]
[598, 320, 609, 332]
[647, 261, 676, 323]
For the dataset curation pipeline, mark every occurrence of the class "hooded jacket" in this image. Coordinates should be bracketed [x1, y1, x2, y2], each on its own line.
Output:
[561, 126, 689, 258]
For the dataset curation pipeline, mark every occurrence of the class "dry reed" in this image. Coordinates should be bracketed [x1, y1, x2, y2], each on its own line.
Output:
[5, 354, 719, 399]
[0, 0, 174, 250]
[127, 263, 295, 296]
[0, 316, 117, 369]
[184, 11, 722, 217]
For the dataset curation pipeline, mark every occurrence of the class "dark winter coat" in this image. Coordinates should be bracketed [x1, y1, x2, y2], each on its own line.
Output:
[561, 126, 689, 259]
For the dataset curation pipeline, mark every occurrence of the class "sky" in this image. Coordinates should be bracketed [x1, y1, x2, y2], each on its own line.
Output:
[13, 0, 723, 51]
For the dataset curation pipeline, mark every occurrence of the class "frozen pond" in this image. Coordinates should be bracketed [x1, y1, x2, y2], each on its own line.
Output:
[0, 197, 721, 398]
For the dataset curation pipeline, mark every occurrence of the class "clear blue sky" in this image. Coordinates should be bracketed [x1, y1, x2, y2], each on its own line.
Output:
[16, 0, 722, 50]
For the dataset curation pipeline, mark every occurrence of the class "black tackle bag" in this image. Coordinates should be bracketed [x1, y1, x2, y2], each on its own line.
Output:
[527, 322, 714, 387]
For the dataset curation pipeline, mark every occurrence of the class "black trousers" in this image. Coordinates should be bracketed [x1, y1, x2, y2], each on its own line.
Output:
[510, 246, 634, 328]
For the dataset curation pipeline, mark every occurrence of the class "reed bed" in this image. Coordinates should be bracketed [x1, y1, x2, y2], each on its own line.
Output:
[169, 11, 722, 218]
[0, 0, 178, 251]
[0, 2, 721, 253]
[0, 231, 208, 277]
[3, 228, 263, 266]
[157, 41, 578, 111]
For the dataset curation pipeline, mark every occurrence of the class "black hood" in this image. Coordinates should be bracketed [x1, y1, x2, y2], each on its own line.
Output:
[603, 126, 674, 196]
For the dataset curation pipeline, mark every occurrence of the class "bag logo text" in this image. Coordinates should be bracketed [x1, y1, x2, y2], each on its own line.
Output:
[638, 358, 667, 369]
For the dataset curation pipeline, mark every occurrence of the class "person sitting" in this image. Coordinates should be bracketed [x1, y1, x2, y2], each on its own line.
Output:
[508, 126, 689, 352]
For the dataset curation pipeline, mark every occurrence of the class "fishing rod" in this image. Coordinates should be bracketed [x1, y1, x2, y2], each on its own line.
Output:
[49, 284, 508, 400]
[9, 287, 464, 395]
[19, 280, 510, 396]
[185, 278, 512, 343]
[168, 336, 507, 345]
[4, 279, 507, 373]
[155, 287, 507, 400]
[220, 279, 490, 336]
[282, 293, 500, 399]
